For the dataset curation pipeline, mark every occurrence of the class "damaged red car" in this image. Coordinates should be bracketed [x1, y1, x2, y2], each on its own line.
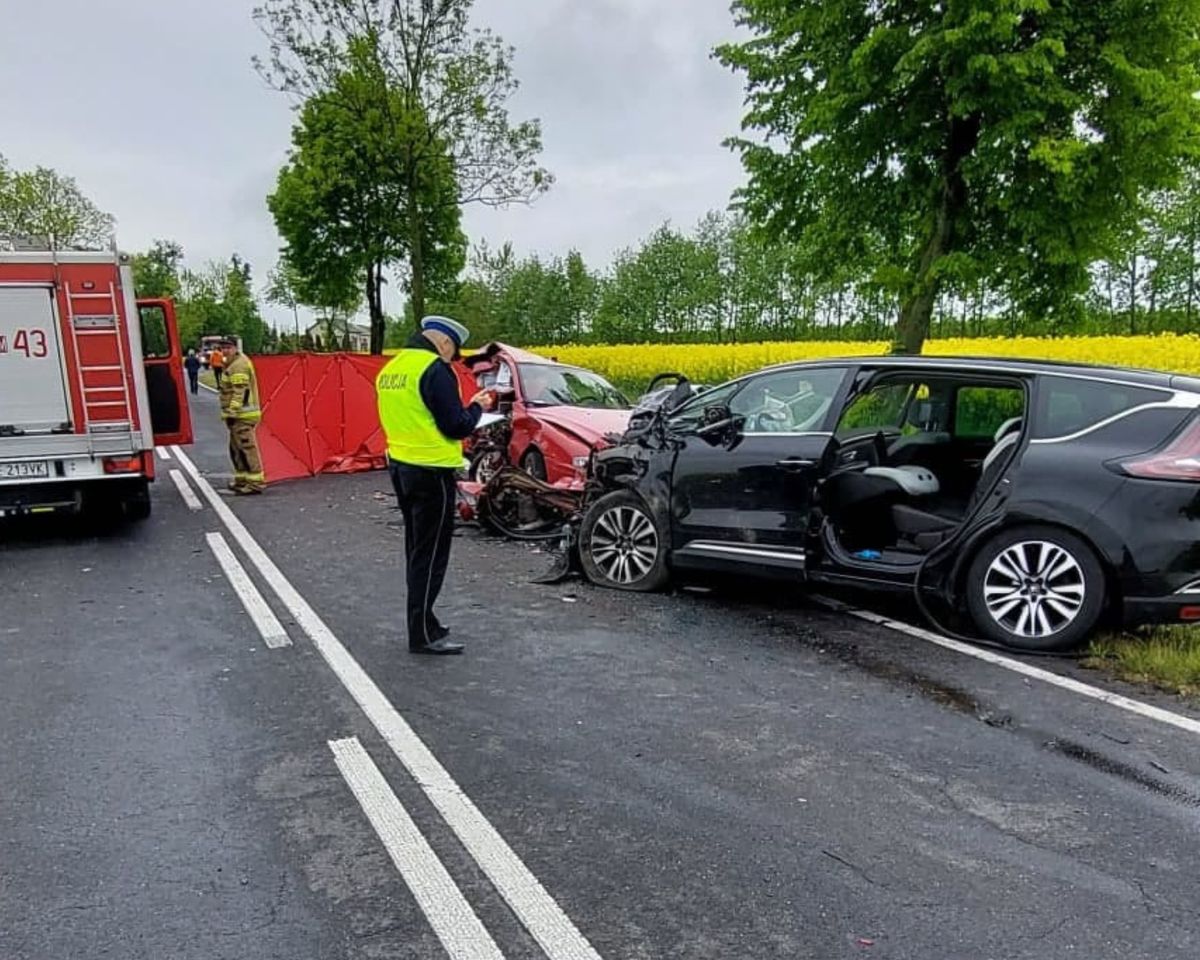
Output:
[455, 344, 632, 486]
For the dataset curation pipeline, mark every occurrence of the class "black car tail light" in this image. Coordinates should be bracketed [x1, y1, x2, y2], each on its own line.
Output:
[1119, 416, 1200, 480]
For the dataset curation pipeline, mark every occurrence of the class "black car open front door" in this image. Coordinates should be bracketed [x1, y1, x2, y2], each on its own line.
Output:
[668, 366, 849, 576]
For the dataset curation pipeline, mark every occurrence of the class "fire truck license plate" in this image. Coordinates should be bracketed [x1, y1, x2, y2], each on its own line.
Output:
[0, 461, 50, 479]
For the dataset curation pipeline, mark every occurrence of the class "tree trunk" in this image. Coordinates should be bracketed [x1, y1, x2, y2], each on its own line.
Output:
[1189, 215, 1197, 330]
[406, 177, 426, 329]
[893, 210, 947, 355]
[1129, 256, 1137, 336]
[1149, 266, 1157, 332]
[892, 115, 979, 355]
[1107, 266, 1114, 323]
[366, 262, 385, 355]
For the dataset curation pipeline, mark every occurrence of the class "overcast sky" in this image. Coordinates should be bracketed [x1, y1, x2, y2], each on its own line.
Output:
[0, 0, 748, 323]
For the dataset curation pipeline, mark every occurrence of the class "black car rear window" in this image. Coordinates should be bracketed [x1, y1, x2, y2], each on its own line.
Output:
[1032, 376, 1169, 439]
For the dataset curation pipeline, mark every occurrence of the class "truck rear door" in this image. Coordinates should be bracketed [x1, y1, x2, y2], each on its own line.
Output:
[0, 285, 72, 435]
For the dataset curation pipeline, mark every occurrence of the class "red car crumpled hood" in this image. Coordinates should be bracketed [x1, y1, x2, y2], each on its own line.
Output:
[532, 406, 631, 447]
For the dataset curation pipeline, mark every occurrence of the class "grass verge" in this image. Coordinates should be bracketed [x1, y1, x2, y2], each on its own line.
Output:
[199, 370, 216, 389]
[1085, 626, 1200, 698]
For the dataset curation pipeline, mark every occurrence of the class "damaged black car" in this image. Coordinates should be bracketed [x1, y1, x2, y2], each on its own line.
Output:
[579, 356, 1200, 652]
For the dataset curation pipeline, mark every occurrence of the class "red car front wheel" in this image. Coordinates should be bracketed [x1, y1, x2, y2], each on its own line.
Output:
[521, 447, 548, 481]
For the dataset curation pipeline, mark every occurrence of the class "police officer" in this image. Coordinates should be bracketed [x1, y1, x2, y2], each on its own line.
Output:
[218, 337, 265, 495]
[376, 316, 495, 655]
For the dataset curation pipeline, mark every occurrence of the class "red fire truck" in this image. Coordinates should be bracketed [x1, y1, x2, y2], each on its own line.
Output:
[0, 247, 193, 520]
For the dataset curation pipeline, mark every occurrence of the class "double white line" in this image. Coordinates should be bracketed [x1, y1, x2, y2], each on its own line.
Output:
[170, 446, 602, 960]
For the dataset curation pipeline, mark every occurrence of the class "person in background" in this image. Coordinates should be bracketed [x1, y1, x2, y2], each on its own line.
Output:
[209, 343, 226, 387]
[218, 338, 264, 495]
[376, 315, 495, 655]
[184, 349, 201, 395]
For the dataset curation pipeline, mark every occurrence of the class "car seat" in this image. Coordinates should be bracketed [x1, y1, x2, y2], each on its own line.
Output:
[891, 417, 1023, 550]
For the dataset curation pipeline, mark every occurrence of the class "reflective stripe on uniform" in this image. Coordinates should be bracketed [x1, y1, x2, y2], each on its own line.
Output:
[220, 354, 261, 419]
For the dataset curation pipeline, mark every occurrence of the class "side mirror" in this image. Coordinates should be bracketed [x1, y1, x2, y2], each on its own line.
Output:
[694, 404, 739, 446]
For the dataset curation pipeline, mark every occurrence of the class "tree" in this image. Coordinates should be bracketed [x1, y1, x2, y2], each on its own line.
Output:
[226, 255, 271, 354]
[254, 0, 551, 333]
[267, 43, 464, 352]
[0, 154, 114, 248]
[132, 240, 184, 299]
[173, 256, 271, 353]
[1147, 170, 1200, 329]
[718, 0, 1200, 354]
[265, 258, 305, 342]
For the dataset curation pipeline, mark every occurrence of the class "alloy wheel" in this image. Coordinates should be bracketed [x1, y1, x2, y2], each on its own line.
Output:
[473, 451, 505, 485]
[589, 505, 659, 585]
[982, 540, 1086, 640]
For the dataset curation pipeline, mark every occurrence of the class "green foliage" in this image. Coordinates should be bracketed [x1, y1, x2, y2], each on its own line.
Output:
[267, 37, 464, 352]
[428, 201, 1200, 347]
[132, 240, 184, 299]
[0, 154, 114, 247]
[717, 0, 1200, 353]
[255, 0, 550, 346]
[136, 244, 271, 354]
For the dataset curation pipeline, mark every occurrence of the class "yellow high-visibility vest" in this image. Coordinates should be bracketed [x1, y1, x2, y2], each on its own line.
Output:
[376, 350, 463, 468]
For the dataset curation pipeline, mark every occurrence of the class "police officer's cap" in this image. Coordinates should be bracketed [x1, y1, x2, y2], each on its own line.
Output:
[420, 315, 470, 349]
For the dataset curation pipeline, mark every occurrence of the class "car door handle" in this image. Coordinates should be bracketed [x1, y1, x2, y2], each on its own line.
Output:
[776, 458, 816, 471]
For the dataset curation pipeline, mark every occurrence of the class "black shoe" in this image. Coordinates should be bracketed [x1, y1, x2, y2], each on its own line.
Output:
[409, 639, 464, 655]
[429, 622, 450, 640]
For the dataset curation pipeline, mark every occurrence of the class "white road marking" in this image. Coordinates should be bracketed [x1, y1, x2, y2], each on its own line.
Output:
[155, 446, 172, 462]
[814, 595, 1200, 737]
[329, 737, 506, 960]
[199, 380, 218, 394]
[171, 445, 602, 960]
[168, 469, 203, 512]
[205, 531, 291, 649]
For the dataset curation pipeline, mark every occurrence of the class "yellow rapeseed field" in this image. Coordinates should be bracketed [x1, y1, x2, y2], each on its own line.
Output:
[533, 335, 1200, 388]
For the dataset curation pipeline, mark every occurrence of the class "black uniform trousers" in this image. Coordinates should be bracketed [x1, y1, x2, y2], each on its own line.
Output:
[389, 460, 457, 647]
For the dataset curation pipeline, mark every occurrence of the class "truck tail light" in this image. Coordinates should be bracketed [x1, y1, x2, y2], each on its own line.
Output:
[103, 456, 142, 475]
[1118, 417, 1200, 481]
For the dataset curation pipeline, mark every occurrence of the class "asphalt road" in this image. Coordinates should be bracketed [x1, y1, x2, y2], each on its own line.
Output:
[3, 387, 1200, 960]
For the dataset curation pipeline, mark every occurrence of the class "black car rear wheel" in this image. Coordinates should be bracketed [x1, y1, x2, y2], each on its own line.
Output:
[965, 525, 1105, 651]
[580, 490, 670, 592]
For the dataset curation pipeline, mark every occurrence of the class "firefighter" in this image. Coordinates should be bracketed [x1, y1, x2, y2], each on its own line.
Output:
[377, 316, 495, 655]
[218, 337, 265, 495]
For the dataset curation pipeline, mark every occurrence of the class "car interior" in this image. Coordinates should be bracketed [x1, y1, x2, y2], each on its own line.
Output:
[820, 375, 1027, 558]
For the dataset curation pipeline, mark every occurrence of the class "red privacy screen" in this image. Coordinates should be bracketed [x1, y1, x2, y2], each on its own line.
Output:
[253, 352, 477, 483]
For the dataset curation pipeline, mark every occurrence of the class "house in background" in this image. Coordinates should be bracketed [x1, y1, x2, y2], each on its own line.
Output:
[305, 320, 371, 353]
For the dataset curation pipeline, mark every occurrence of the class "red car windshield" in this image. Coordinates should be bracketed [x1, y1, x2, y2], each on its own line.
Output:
[519, 364, 629, 409]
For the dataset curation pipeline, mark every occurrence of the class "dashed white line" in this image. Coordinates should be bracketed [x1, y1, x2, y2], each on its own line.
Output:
[171, 445, 602, 960]
[168, 469, 203, 512]
[205, 531, 291, 649]
[813, 595, 1200, 737]
[155, 446, 172, 461]
[330, 737, 506, 960]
